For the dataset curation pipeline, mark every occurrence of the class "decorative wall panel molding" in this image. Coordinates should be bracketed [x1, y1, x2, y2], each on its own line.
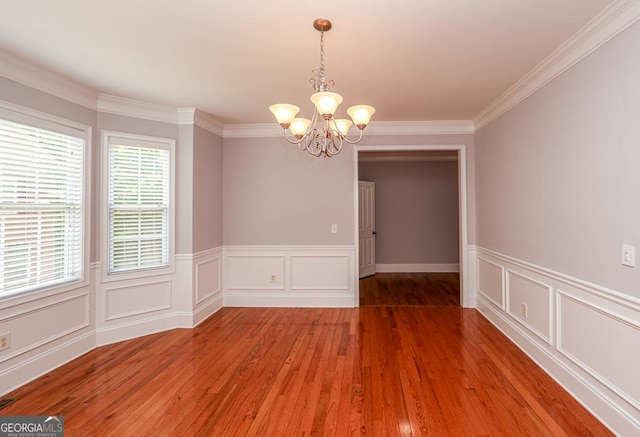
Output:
[506, 270, 553, 344]
[556, 289, 640, 413]
[477, 256, 505, 309]
[196, 255, 222, 304]
[105, 280, 172, 321]
[290, 255, 350, 290]
[0, 293, 89, 363]
[226, 255, 286, 290]
[223, 246, 355, 307]
[0, 287, 93, 395]
[475, 246, 640, 436]
[191, 248, 223, 326]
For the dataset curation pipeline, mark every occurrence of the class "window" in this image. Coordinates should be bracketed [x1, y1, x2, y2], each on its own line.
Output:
[0, 106, 88, 298]
[103, 132, 174, 275]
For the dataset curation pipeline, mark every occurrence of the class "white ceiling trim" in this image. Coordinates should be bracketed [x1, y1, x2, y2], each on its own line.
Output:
[193, 109, 225, 137]
[223, 120, 475, 138]
[97, 94, 183, 125]
[473, 0, 640, 131]
[365, 120, 474, 136]
[177, 108, 225, 136]
[223, 123, 286, 138]
[0, 49, 98, 111]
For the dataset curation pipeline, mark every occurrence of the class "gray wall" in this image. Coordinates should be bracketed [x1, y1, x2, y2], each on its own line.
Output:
[475, 20, 640, 298]
[359, 160, 459, 264]
[193, 125, 223, 252]
[222, 134, 475, 247]
[222, 136, 354, 245]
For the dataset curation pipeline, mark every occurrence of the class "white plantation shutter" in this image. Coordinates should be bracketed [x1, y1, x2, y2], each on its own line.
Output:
[107, 141, 170, 273]
[0, 118, 85, 297]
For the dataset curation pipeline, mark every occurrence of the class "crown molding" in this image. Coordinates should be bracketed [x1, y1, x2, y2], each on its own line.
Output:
[193, 109, 225, 137]
[97, 94, 183, 124]
[223, 120, 474, 138]
[473, 0, 640, 131]
[223, 123, 282, 138]
[365, 120, 474, 136]
[177, 108, 224, 136]
[0, 49, 99, 111]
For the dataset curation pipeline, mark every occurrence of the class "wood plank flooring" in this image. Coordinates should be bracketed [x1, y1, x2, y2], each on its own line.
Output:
[360, 273, 460, 306]
[1, 276, 612, 436]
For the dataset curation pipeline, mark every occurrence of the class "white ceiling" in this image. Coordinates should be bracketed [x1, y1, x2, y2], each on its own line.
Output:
[0, 0, 617, 126]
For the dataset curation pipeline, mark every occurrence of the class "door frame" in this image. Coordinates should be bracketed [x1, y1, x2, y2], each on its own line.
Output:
[353, 144, 470, 307]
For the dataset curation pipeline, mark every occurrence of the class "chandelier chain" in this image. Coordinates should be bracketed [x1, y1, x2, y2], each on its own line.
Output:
[319, 29, 325, 73]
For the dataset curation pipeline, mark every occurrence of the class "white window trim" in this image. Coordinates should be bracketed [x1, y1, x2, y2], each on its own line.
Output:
[100, 130, 176, 283]
[0, 100, 91, 303]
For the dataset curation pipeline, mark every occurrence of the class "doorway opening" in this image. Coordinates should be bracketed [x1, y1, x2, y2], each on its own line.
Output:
[353, 145, 469, 307]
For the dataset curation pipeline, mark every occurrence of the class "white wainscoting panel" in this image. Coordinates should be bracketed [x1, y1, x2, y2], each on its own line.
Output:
[0, 293, 89, 363]
[224, 246, 355, 307]
[0, 284, 94, 395]
[475, 247, 640, 436]
[105, 279, 172, 321]
[96, 248, 223, 345]
[290, 255, 350, 290]
[506, 270, 553, 344]
[557, 289, 640, 413]
[477, 257, 505, 309]
[226, 255, 286, 290]
[196, 256, 222, 303]
[192, 248, 223, 326]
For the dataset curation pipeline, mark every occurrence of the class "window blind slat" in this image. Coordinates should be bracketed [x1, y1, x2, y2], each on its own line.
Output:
[107, 142, 169, 273]
[0, 117, 84, 297]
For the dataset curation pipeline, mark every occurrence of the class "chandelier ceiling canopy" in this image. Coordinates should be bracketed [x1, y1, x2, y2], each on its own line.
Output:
[269, 18, 375, 158]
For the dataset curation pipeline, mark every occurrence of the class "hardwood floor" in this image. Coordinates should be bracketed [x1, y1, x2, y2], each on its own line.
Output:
[360, 272, 460, 307]
[1, 298, 611, 435]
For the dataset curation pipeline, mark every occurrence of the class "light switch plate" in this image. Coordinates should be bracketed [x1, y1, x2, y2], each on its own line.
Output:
[621, 244, 635, 267]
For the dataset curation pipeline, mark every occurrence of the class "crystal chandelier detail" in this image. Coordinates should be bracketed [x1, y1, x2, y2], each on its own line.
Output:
[269, 19, 375, 158]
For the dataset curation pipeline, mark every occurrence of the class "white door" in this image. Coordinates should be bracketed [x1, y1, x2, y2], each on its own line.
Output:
[358, 181, 376, 278]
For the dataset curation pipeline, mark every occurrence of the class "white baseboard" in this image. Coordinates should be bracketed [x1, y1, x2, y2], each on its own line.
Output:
[192, 291, 223, 327]
[0, 331, 95, 395]
[95, 313, 181, 347]
[475, 246, 640, 436]
[375, 263, 460, 273]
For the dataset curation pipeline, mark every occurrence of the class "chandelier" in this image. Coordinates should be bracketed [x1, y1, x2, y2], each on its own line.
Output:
[269, 19, 375, 158]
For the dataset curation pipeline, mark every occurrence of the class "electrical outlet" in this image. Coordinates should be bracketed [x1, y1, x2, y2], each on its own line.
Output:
[331, 224, 338, 234]
[521, 303, 528, 319]
[270, 274, 277, 283]
[0, 333, 10, 351]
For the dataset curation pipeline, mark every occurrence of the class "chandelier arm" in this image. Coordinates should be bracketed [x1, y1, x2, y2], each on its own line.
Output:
[304, 128, 321, 154]
[305, 136, 324, 157]
[327, 134, 342, 157]
[282, 129, 307, 145]
[338, 128, 365, 145]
